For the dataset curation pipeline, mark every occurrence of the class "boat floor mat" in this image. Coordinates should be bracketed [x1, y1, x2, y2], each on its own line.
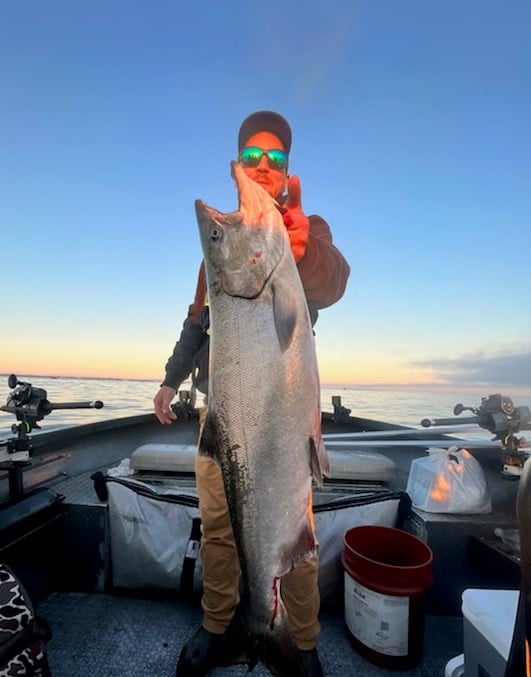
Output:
[37, 591, 463, 676]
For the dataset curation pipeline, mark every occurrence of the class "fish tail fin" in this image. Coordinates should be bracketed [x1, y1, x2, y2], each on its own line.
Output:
[222, 600, 305, 676]
[219, 603, 253, 668]
[261, 610, 306, 677]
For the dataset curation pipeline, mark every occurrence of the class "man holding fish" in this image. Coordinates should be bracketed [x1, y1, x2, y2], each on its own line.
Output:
[154, 111, 350, 676]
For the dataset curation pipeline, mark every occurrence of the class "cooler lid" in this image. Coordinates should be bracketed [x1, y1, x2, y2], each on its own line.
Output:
[327, 449, 395, 482]
[461, 588, 519, 659]
[131, 443, 197, 472]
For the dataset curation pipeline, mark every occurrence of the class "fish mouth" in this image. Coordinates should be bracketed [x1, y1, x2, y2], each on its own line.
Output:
[195, 199, 217, 230]
[195, 199, 231, 225]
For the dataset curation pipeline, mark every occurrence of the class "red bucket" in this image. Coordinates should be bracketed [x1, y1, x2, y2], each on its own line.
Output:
[342, 525, 433, 670]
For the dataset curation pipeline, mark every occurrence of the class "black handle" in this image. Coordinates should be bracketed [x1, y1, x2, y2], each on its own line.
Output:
[421, 415, 479, 428]
[49, 400, 104, 410]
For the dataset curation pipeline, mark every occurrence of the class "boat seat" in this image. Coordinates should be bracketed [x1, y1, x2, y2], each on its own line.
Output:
[130, 443, 197, 473]
[130, 443, 396, 483]
[327, 449, 396, 482]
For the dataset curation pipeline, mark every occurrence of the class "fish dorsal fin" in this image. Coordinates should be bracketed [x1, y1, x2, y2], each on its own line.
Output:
[272, 278, 298, 352]
[198, 410, 221, 463]
[309, 435, 330, 487]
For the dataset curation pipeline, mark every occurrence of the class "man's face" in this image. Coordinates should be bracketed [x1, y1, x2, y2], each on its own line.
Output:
[239, 131, 288, 200]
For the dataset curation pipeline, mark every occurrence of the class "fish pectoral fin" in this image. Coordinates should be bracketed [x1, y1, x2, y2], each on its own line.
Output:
[309, 436, 330, 486]
[279, 521, 316, 577]
[272, 279, 298, 352]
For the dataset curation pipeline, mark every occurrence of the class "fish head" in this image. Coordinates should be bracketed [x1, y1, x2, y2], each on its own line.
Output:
[195, 162, 288, 299]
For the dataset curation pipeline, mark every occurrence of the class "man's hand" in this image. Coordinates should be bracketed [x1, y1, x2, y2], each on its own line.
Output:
[154, 385, 177, 424]
[282, 175, 310, 263]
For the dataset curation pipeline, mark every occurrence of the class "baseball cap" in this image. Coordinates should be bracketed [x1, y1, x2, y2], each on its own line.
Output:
[238, 111, 292, 153]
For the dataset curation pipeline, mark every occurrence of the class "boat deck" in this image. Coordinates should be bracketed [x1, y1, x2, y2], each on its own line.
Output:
[26, 462, 468, 676]
[37, 590, 463, 676]
[2, 412, 524, 676]
[12, 456, 462, 676]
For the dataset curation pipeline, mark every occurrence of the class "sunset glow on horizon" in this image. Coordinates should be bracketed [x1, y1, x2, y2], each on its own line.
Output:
[2, 3, 529, 397]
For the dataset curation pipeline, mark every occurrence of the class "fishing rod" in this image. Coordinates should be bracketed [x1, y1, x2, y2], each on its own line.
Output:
[0, 374, 103, 433]
[324, 439, 503, 449]
[422, 394, 530, 478]
[323, 424, 484, 440]
[0, 374, 104, 502]
[328, 393, 530, 478]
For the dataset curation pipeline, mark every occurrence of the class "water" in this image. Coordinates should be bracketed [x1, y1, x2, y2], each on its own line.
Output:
[1, 374, 530, 442]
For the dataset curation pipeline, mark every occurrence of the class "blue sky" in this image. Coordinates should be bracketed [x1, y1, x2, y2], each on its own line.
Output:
[1, 1, 530, 392]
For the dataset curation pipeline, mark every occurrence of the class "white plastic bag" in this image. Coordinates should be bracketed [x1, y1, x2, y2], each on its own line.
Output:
[406, 446, 492, 514]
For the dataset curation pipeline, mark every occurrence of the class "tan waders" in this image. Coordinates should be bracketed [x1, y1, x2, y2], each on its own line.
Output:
[194, 453, 321, 650]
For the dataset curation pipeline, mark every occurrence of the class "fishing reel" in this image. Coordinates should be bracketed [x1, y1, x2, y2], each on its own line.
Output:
[1, 374, 104, 501]
[456, 395, 530, 478]
[2, 374, 54, 435]
[331, 395, 352, 424]
[171, 389, 199, 421]
[453, 394, 529, 437]
[423, 394, 531, 479]
[1, 374, 104, 436]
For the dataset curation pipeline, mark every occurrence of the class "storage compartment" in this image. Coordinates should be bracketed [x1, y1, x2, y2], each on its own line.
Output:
[403, 509, 516, 615]
[95, 444, 407, 603]
[0, 488, 64, 602]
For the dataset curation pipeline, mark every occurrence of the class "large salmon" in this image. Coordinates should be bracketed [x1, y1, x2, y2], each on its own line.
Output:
[195, 162, 329, 676]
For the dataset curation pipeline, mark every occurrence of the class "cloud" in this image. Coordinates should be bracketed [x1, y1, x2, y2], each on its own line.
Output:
[413, 350, 531, 389]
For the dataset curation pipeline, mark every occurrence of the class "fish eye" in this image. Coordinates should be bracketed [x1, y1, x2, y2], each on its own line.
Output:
[210, 226, 223, 241]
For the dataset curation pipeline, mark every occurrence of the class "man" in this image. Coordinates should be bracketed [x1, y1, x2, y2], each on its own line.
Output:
[154, 111, 350, 677]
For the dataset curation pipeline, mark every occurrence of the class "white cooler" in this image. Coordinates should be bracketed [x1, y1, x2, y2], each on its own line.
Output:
[462, 588, 519, 677]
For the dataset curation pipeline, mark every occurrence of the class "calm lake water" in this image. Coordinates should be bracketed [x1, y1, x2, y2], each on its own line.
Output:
[2, 374, 529, 441]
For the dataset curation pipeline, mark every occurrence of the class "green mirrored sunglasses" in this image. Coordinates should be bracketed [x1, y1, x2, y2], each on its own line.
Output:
[239, 146, 288, 171]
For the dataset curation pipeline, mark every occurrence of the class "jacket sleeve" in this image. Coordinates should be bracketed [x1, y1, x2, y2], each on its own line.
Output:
[297, 214, 350, 308]
[161, 263, 207, 390]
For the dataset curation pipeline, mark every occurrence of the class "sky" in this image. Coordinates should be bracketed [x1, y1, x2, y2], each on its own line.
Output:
[1, 1, 530, 393]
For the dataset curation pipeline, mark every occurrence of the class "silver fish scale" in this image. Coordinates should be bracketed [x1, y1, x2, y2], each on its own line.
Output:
[211, 278, 318, 601]
[196, 163, 327, 662]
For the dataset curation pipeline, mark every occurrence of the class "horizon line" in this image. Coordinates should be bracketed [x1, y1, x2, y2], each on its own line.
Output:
[1, 372, 530, 396]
